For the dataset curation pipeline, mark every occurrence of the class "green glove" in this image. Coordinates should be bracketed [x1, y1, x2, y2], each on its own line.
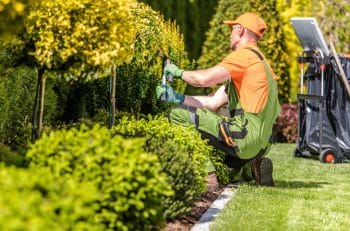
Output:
[156, 84, 184, 104]
[164, 64, 184, 79]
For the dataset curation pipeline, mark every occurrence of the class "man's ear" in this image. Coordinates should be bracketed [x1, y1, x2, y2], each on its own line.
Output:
[239, 27, 245, 37]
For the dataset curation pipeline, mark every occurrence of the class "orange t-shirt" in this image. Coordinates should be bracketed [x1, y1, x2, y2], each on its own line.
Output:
[218, 45, 275, 113]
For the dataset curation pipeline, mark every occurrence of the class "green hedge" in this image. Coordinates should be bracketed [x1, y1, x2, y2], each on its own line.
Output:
[0, 165, 102, 230]
[112, 115, 212, 219]
[140, 0, 219, 60]
[0, 40, 68, 152]
[27, 125, 172, 230]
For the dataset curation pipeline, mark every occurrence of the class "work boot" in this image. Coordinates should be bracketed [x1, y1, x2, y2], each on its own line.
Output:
[251, 157, 274, 187]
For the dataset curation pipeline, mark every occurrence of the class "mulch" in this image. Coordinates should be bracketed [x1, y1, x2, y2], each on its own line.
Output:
[164, 173, 224, 231]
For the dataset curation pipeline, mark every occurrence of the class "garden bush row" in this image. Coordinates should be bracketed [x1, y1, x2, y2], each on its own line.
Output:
[0, 165, 102, 231]
[27, 124, 172, 230]
[19, 115, 231, 230]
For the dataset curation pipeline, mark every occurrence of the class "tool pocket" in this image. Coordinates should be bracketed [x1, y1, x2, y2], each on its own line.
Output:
[218, 117, 248, 148]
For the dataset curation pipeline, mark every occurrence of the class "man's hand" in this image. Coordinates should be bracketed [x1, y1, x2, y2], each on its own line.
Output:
[156, 84, 184, 104]
[164, 64, 184, 79]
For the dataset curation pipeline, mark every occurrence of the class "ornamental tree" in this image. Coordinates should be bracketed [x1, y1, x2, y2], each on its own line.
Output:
[23, 0, 137, 140]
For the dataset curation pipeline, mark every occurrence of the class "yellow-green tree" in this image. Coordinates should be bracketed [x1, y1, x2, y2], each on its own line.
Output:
[23, 0, 137, 140]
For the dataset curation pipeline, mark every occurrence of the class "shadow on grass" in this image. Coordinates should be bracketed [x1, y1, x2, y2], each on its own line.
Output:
[275, 180, 330, 189]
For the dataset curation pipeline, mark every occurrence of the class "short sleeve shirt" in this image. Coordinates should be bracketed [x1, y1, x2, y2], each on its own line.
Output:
[218, 45, 275, 113]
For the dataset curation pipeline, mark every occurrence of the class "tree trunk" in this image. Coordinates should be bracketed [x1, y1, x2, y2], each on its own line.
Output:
[109, 65, 116, 128]
[31, 68, 45, 142]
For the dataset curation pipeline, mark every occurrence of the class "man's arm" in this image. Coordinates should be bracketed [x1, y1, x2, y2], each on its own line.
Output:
[183, 85, 228, 111]
[181, 65, 231, 87]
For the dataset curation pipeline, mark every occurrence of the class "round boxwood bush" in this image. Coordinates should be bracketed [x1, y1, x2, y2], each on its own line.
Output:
[27, 125, 172, 230]
[0, 165, 102, 230]
[112, 115, 212, 219]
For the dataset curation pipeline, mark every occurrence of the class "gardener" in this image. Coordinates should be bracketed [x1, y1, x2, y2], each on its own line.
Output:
[157, 12, 280, 186]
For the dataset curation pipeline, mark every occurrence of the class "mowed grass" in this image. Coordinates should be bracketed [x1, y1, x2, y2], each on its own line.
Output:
[211, 143, 350, 231]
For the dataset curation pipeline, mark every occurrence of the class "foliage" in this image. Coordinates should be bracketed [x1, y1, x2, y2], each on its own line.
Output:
[115, 2, 189, 116]
[272, 103, 298, 143]
[197, 0, 290, 103]
[24, 0, 137, 80]
[0, 165, 102, 230]
[140, 0, 219, 60]
[316, 0, 350, 54]
[62, 78, 110, 122]
[0, 0, 29, 36]
[209, 149, 231, 184]
[112, 115, 211, 219]
[0, 143, 25, 166]
[27, 125, 172, 230]
[0, 61, 64, 151]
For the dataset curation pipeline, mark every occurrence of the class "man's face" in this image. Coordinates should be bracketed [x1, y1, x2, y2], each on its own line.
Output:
[230, 25, 241, 50]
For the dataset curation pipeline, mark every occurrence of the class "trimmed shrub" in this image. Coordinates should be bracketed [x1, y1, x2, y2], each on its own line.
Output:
[0, 165, 102, 230]
[272, 103, 298, 143]
[115, 2, 189, 116]
[27, 125, 172, 230]
[112, 115, 211, 219]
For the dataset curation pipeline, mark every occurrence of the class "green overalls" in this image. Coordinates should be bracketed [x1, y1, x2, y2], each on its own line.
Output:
[169, 48, 281, 181]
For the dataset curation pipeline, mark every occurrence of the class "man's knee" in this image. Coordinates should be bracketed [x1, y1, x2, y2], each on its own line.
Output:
[169, 106, 197, 127]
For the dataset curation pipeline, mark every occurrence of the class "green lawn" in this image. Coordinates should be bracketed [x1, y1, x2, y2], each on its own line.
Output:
[211, 143, 350, 231]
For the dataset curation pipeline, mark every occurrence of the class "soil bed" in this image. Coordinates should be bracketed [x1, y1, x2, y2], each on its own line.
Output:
[164, 174, 224, 231]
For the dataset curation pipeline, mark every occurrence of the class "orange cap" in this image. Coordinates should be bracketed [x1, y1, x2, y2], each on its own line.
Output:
[223, 12, 267, 38]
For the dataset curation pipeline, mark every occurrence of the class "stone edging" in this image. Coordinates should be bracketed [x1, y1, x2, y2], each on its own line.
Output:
[190, 185, 236, 231]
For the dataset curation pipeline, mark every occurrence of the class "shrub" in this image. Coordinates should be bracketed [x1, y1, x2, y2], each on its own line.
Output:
[27, 125, 172, 230]
[0, 165, 102, 230]
[209, 149, 231, 185]
[0, 143, 26, 166]
[272, 103, 298, 143]
[112, 115, 211, 219]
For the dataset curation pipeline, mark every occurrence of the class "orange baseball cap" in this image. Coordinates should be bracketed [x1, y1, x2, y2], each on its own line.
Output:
[223, 12, 267, 38]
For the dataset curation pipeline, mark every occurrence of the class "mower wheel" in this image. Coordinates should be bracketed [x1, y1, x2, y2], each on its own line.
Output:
[319, 148, 336, 163]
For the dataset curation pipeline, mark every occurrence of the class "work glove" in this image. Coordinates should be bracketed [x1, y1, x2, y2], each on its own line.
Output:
[156, 84, 184, 104]
[164, 63, 184, 79]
